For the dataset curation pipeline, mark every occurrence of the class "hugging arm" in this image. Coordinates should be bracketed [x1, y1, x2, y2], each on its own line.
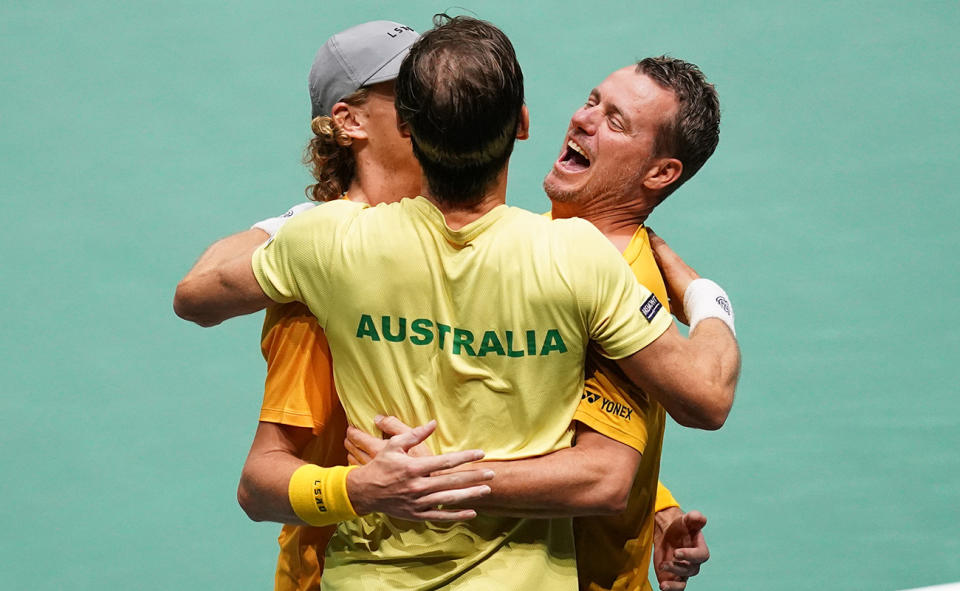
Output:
[239, 420, 495, 525]
[348, 417, 641, 518]
[614, 231, 740, 430]
[173, 228, 274, 326]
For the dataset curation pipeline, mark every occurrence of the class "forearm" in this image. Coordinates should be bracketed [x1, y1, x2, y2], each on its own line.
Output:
[183, 228, 269, 279]
[237, 422, 314, 524]
[455, 429, 639, 518]
[173, 230, 273, 326]
[618, 321, 739, 430]
[688, 318, 741, 400]
[237, 447, 310, 525]
[671, 318, 739, 428]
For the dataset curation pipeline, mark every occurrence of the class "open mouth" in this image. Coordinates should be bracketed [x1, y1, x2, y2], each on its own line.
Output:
[558, 139, 590, 172]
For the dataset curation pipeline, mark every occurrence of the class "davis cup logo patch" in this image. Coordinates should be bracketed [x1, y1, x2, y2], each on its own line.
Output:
[640, 293, 662, 322]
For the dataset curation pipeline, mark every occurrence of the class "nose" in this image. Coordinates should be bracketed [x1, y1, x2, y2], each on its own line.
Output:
[570, 104, 600, 135]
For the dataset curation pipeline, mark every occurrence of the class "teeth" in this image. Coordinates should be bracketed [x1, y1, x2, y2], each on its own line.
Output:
[567, 140, 588, 160]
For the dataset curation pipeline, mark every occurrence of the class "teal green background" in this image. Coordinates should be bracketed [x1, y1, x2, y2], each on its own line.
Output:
[2, 2, 957, 589]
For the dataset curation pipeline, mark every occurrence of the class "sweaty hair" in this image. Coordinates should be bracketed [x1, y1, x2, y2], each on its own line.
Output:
[303, 87, 369, 201]
[636, 56, 720, 196]
[395, 15, 524, 206]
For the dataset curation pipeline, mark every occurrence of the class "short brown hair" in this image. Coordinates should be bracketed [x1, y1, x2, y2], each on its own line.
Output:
[395, 15, 524, 205]
[636, 56, 720, 196]
[302, 88, 369, 202]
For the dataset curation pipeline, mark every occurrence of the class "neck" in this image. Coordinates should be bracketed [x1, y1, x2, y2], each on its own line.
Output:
[349, 149, 421, 206]
[551, 193, 654, 253]
[423, 165, 509, 230]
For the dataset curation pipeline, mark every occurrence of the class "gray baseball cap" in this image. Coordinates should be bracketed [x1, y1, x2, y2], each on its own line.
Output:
[309, 20, 420, 118]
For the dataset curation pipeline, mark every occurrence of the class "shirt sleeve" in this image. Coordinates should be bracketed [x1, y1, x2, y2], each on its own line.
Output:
[563, 220, 672, 359]
[655, 481, 680, 513]
[258, 303, 337, 432]
[251, 200, 360, 327]
[571, 359, 649, 452]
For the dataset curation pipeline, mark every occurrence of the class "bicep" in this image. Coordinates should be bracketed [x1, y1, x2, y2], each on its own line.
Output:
[173, 240, 273, 325]
[573, 423, 642, 472]
[246, 421, 315, 459]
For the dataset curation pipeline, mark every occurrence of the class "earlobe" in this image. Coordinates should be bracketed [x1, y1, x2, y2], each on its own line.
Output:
[516, 105, 530, 140]
[397, 119, 411, 139]
[332, 102, 367, 141]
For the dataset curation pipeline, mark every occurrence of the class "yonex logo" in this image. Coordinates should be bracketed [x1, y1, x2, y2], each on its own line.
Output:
[580, 391, 633, 420]
[715, 296, 731, 315]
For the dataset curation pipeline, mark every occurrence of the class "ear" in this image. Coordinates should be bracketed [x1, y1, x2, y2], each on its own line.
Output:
[332, 101, 368, 141]
[397, 118, 411, 139]
[516, 105, 530, 140]
[642, 158, 682, 192]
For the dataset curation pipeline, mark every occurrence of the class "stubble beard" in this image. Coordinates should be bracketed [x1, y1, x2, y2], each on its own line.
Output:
[542, 171, 579, 204]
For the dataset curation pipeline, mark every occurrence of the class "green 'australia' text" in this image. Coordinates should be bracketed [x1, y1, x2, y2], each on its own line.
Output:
[355, 314, 567, 357]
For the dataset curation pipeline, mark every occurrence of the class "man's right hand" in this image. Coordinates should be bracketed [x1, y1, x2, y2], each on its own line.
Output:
[647, 228, 700, 326]
[345, 415, 432, 465]
[345, 420, 494, 521]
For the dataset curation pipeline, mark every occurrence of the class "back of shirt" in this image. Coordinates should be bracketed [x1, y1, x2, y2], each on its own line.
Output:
[252, 196, 672, 590]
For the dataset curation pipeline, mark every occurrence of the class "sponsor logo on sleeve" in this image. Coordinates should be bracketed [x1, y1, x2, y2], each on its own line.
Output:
[580, 391, 634, 421]
[640, 293, 663, 322]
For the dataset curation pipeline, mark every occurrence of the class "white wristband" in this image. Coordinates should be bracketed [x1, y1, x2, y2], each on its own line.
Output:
[251, 202, 318, 237]
[683, 278, 736, 336]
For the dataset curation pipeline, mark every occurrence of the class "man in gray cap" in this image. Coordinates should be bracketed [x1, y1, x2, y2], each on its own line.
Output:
[176, 18, 717, 591]
[308, 20, 416, 118]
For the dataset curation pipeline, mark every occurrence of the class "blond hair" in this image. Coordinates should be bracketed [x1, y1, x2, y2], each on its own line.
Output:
[303, 88, 369, 201]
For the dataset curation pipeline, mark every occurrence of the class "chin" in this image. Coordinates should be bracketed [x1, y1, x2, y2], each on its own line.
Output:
[543, 176, 579, 204]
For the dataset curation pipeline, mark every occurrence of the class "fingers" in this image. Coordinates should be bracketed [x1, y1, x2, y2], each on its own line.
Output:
[344, 434, 373, 466]
[410, 507, 478, 522]
[345, 426, 385, 462]
[682, 510, 708, 533]
[647, 227, 698, 277]
[675, 511, 709, 565]
[375, 414, 415, 437]
[417, 483, 492, 508]
[384, 420, 437, 453]
[660, 560, 701, 578]
[412, 448, 485, 475]
[674, 535, 709, 565]
[403, 481, 493, 522]
[413, 467, 495, 495]
[659, 579, 688, 591]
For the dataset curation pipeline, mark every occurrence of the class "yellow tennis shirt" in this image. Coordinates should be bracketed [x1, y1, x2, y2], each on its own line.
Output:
[252, 197, 672, 590]
[572, 225, 673, 591]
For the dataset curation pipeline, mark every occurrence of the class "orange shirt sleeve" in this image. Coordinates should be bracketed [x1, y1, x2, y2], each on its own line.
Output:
[259, 303, 339, 433]
[573, 225, 681, 512]
[655, 481, 680, 513]
[572, 226, 669, 452]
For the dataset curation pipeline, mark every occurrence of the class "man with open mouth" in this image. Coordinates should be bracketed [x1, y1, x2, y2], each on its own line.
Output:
[175, 17, 735, 591]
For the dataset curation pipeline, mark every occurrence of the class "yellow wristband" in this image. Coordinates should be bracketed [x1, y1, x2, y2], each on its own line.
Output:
[288, 464, 360, 527]
[654, 481, 680, 513]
